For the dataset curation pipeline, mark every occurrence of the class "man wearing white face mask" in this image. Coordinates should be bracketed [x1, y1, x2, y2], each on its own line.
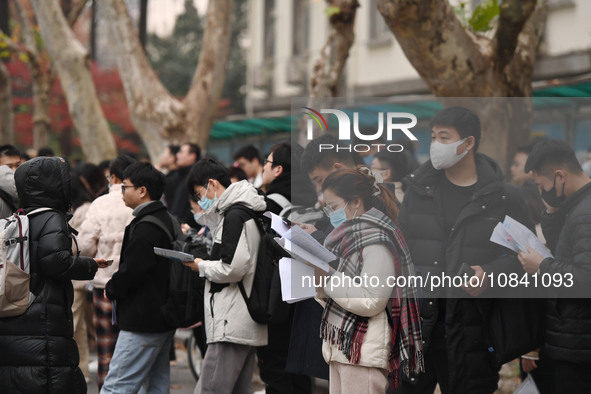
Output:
[183, 158, 268, 394]
[396, 106, 531, 394]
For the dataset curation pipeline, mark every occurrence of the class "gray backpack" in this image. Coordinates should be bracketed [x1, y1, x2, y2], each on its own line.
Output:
[0, 208, 51, 317]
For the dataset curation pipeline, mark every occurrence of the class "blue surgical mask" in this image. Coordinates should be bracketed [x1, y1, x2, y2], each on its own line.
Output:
[198, 183, 217, 210]
[329, 207, 348, 228]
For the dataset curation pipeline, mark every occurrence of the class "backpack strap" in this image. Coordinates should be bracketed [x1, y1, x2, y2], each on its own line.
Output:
[225, 204, 265, 234]
[130, 212, 181, 243]
[267, 193, 292, 211]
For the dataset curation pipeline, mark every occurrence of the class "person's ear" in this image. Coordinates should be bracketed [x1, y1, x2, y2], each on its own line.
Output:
[138, 185, 148, 199]
[464, 136, 475, 151]
[333, 162, 344, 170]
[555, 170, 565, 182]
[275, 165, 283, 177]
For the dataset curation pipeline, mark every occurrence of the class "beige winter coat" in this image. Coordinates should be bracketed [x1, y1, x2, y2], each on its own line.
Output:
[77, 184, 134, 289]
[319, 243, 396, 371]
[198, 180, 268, 347]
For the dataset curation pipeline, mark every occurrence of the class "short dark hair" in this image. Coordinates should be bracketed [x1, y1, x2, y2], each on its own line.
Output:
[374, 151, 411, 182]
[181, 143, 201, 161]
[233, 145, 262, 164]
[169, 145, 180, 156]
[300, 134, 356, 175]
[228, 166, 247, 182]
[37, 147, 55, 157]
[109, 155, 137, 180]
[517, 137, 548, 155]
[429, 106, 481, 152]
[122, 162, 165, 200]
[187, 158, 231, 196]
[525, 139, 582, 176]
[269, 142, 291, 172]
[0, 144, 21, 158]
[79, 163, 107, 197]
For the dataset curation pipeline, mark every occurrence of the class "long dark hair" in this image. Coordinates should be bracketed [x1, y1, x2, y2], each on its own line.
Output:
[322, 168, 399, 225]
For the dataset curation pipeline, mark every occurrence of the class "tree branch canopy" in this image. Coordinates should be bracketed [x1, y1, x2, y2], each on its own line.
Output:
[100, 0, 186, 160]
[377, 0, 488, 96]
[494, 0, 537, 70]
[67, 0, 90, 27]
[0, 61, 13, 144]
[30, 0, 117, 163]
[183, 0, 234, 149]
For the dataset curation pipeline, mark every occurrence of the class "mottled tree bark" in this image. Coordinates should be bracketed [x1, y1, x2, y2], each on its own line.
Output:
[377, 0, 547, 169]
[13, 0, 51, 150]
[100, 0, 233, 161]
[183, 0, 233, 149]
[298, 0, 359, 146]
[30, 0, 117, 163]
[0, 61, 13, 144]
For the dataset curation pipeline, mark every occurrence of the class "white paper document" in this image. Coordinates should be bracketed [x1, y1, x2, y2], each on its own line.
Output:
[263, 211, 290, 237]
[153, 247, 194, 262]
[489, 215, 552, 259]
[278, 257, 316, 303]
[274, 225, 335, 273]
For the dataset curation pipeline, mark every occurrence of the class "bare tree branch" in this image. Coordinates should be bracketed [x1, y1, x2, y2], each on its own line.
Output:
[183, 0, 234, 148]
[0, 60, 13, 144]
[30, 0, 117, 162]
[504, 0, 548, 96]
[101, 0, 234, 158]
[13, 0, 37, 53]
[494, 0, 537, 71]
[11, 0, 53, 148]
[377, 0, 489, 96]
[310, 0, 359, 98]
[298, 0, 359, 145]
[99, 0, 186, 161]
[67, 0, 90, 27]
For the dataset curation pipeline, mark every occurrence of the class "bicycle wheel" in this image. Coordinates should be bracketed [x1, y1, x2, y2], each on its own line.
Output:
[186, 332, 204, 381]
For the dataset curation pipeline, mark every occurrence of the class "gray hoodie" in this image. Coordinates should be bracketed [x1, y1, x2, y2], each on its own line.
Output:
[0, 165, 18, 217]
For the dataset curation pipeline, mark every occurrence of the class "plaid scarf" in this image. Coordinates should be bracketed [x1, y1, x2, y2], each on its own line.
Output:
[321, 208, 424, 387]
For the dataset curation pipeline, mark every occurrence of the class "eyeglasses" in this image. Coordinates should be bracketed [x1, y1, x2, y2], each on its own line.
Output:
[323, 200, 347, 217]
[264, 159, 274, 166]
[193, 184, 208, 201]
[121, 184, 140, 193]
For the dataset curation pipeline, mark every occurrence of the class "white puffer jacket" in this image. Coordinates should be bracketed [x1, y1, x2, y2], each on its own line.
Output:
[77, 184, 134, 289]
[319, 243, 396, 370]
[198, 181, 268, 347]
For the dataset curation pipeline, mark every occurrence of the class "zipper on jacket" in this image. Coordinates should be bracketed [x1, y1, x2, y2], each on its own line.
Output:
[209, 293, 215, 318]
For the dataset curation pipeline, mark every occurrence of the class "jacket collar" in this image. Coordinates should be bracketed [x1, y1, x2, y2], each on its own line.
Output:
[403, 153, 505, 199]
[561, 181, 591, 213]
[131, 200, 167, 221]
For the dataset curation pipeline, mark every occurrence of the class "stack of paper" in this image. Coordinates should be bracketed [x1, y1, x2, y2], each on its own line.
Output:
[489, 215, 552, 259]
[266, 211, 337, 303]
[278, 257, 316, 303]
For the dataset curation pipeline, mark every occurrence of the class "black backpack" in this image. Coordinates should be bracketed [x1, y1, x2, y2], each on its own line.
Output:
[132, 213, 208, 328]
[226, 205, 291, 325]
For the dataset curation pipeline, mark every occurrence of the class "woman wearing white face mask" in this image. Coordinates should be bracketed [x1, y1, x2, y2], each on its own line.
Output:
[315, 168, 424, 394]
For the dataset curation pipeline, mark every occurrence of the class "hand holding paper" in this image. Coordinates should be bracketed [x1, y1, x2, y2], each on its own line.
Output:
[489, 215, 552, 259]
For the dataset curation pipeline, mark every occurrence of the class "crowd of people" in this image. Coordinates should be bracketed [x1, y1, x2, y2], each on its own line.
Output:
[1, 105, 591, 394]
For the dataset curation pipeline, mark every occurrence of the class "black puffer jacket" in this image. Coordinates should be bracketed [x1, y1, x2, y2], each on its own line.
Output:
[539, 182, 591, 363]
[0, 157, 98, 394]
[398, 154, 531, 394]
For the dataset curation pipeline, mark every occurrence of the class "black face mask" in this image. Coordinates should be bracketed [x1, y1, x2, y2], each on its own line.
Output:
[541, 173, 566, 208]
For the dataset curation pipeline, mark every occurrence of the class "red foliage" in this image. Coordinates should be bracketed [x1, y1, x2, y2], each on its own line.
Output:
[7, 58, 140, 154]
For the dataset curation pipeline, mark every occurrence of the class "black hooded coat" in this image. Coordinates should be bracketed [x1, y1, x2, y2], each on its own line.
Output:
[0, 157, 98, 394]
